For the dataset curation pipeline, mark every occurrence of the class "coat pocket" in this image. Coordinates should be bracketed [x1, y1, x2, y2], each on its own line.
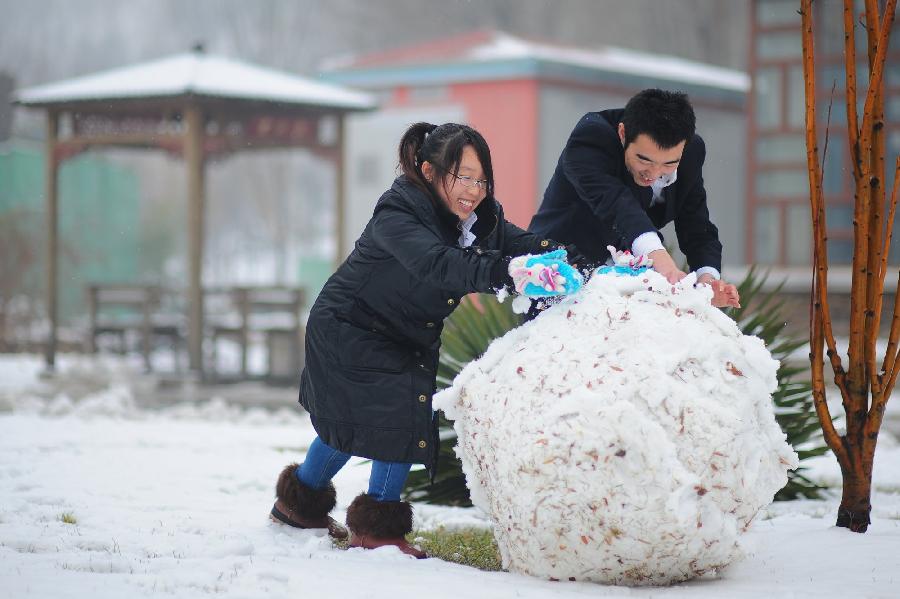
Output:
[336, 321, 410, 373]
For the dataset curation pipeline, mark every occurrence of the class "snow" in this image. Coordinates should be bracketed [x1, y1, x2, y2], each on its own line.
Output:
[467, 33, 750, 92]
[437, 270, 797, 584]
[14, 52, 376, 110]
[326, 31, 749, 93]
[1, 353, 899, 598]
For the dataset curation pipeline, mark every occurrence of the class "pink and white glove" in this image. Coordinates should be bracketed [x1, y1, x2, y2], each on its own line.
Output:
[508, 249, 583, 297]
[607, 245, 653, 268]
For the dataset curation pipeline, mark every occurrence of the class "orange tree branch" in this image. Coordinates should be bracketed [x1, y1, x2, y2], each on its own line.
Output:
[850, 0, 895, 398]
[876, 156, 900, 374]
[811, 254, 850, 468]
[876, 283, 900, 444]
[844, 0, 861, 179]
[863, 0, 896, 395]
[845, 7, 872, 398]
[879, 157, 900, 379]
[865, 0, 882, 67]
[857, 0, 895, 157]
[861, 6, 886, 401]
[801, 0, 850, 401]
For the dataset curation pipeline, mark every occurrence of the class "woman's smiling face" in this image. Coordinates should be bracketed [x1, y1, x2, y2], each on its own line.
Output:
[423, 145, 487, 220]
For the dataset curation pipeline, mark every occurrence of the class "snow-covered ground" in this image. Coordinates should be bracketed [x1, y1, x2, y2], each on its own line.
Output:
[1, 353, 899, 598]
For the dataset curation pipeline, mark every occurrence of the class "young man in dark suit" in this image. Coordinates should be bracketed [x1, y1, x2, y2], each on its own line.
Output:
[529, 88, 740, 308]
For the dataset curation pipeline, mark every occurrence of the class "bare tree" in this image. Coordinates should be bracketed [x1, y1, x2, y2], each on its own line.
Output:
[0, 208, 40, 350]
[801, 0, 898, 533]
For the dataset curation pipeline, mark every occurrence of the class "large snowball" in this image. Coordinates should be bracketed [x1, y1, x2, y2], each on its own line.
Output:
[435, 271, 798, 586]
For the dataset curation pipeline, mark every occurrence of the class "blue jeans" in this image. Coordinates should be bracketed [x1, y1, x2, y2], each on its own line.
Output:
[296, 437, 412, 502]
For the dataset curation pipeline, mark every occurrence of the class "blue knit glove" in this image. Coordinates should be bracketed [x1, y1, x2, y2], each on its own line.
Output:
[509, 249, 584, 297]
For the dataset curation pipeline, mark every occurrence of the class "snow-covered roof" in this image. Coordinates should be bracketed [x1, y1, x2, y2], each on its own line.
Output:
[15, 50, 376, 111]
[469, 33, 749, 92]
[324, 31, 749, 99]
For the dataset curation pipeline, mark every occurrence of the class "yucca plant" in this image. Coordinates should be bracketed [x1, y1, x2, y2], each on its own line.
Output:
[728, 267, 828, 500]
[404, 269, 827, 505]
[404, 295, 521, 506]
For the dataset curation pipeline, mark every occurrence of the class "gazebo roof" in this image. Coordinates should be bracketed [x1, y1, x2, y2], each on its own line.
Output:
[15, 49, 376, 111]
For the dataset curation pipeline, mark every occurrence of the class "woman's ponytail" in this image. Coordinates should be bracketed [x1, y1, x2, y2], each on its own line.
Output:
[398, 122, 437, 184]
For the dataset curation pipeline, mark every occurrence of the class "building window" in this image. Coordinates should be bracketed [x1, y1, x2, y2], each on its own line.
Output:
[755, 67, 782, 130]
[887, 96, 900, 123]
[756, 31, 803, 61]
[885, 62, 900, 87]
[756, 170, 809, 197]
[786, 204, 812, 265]
[822, 138, 846, 197]
[756, 134, 806, 163]
[827, 237, 854, 264]
[787, 65, 806, 129]
[755, 0, 800, 27]
[754, 205, 780, 264]
[825, 204, 853, 230]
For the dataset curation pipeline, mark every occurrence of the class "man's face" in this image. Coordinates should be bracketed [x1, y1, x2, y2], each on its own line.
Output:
[618, 123, 686, 187]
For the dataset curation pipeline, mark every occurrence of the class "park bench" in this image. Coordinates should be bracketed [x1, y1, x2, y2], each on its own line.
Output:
[86, 283, 185, 371]
[206, 286, 305, 383]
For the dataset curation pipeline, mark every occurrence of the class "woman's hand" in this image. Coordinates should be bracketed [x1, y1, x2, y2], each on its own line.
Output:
[509, 249, 584, 297]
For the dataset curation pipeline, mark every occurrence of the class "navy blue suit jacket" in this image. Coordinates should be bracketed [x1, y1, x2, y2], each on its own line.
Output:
[528, 110, 722, 272]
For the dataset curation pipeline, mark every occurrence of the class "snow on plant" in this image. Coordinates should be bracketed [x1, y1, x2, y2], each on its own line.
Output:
[435, 269, 798, 585]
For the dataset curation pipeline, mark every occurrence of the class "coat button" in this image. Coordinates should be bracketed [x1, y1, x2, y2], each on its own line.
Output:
[418, 394, 427, 402]
[426, 321, 435, 328]
[447, 298, 455, 306]
[418, 440, 427, 448]
[540, 239, 549, 248]
[414, 350, 421, 357]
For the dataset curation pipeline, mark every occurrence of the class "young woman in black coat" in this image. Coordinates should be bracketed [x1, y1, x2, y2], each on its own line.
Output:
[270, 122, 582, 557]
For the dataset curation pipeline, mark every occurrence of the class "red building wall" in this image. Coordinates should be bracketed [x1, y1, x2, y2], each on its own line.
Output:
[384, 78, 539, 228]
[450, 79, 540, 229]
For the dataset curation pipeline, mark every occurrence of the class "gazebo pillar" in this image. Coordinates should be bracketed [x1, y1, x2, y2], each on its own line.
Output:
[44, 110, 59, 371]
[184, 104, 206, 373]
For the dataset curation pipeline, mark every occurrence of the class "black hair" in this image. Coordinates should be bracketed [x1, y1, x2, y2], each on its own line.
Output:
[621, 89, 696, 149]
[397, 122, 495, 207]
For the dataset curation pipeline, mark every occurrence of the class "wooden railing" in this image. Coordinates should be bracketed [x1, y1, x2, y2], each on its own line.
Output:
[86, 284, 305, 381]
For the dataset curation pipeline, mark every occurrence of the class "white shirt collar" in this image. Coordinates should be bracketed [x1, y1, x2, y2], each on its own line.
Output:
[651, 169, 678, 203]
[458, 212, 478, 247]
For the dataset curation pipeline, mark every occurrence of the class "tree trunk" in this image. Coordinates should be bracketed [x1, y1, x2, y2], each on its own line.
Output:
[836, 457, 873, 532]
[802, 0, 898, 535]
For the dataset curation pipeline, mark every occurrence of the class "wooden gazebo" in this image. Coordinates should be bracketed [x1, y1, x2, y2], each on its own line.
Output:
[14, 46, 375, 373]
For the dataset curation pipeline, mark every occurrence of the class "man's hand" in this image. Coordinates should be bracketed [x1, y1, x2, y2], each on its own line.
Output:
[697, 273, 741, 308]
[648, 249, 687, 283]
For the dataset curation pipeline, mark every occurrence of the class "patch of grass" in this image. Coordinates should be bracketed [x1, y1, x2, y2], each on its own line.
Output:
[59, 512, 77, 525]
[332, 535, 350, 550]
[330, 524, 502, 570]
[412, 526, 502, 571]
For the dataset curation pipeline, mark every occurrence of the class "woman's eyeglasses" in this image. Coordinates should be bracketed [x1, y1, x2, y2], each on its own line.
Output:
[450, 173, 488, 191]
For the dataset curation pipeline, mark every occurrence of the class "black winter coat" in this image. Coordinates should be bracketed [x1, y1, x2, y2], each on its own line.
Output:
[528, 109, 723, 272]
[299, 175, 557, 467]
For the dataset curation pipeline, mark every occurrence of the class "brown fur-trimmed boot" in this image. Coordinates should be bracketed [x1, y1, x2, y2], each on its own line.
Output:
[270, 463, 348, 540]
[345, 493, 427, 559]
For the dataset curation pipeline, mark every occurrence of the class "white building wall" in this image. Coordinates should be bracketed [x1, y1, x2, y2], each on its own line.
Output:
[341, 105, 465, 259]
